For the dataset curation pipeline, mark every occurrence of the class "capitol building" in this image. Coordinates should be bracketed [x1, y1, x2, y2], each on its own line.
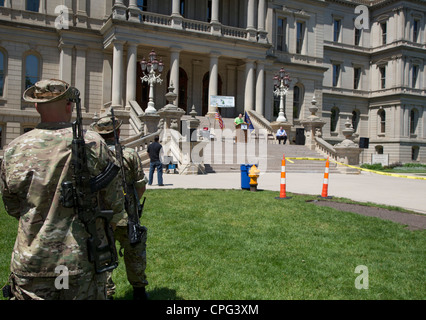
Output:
[0, 0, 424, 164]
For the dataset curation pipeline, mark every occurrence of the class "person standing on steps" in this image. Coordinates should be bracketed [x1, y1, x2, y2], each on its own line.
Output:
[147, 136, 164, 186]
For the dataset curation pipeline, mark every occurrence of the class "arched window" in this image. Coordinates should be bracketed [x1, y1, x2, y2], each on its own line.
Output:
[352, 110, 360, 132]
[0, 49, 5, 97]
[292, 85, 304, 120]
[330, 107, 339, 133]
[24, 54, 40, 89]
[410, 109, 419, 135]
[378, 109, 386, 134]
[375, 145, 384, 155]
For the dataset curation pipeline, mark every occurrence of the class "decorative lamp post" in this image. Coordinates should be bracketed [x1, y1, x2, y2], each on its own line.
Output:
[273, 67, 291, 122]
[140, 49, 164, 114]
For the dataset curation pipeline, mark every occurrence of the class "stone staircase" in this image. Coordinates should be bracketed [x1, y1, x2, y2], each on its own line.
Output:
[135, 116, 339, 174]
[202, 142, 339, 173]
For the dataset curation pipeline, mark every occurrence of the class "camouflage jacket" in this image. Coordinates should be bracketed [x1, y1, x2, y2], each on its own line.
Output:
[0, 122, 124, 277]
[107, 141, 147, 227]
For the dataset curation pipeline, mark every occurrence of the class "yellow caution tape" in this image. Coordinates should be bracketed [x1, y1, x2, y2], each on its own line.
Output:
[285, 157, 426, 180]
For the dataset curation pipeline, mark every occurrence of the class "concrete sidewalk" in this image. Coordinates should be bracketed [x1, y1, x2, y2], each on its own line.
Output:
[146, 170, 426, 215]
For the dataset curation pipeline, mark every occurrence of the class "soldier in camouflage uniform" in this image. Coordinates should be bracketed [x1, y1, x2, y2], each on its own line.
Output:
[0, 79, 124, 300]
[91, 117, 149, 300]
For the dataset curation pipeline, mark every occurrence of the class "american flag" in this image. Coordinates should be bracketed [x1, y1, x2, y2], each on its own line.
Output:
[215, 108, 224, 129]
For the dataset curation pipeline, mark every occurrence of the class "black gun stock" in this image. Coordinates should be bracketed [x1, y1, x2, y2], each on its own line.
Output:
[110, 107, 146, 246]
[61, 87, 119, 274]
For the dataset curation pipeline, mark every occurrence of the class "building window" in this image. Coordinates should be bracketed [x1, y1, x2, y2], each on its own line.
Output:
[0, 0, 4, 6]
[207, 0, 212, 22]
[375, 145, 384, 154]
[180, 0, 185, 16]
[277, 18, 287, 52]
[333, 19, 341, 42]
[352, 110, 360, 132]
[293, 86, 303, 120]
[410, 109, 419, 135]
[380, 22, 387, 45]
[412, 146, 419, 161]
[296, 22, 305, 54]
[330, 107, 339, 133]
[355, 28, 361, 46]
[137, 0, 147, 11]
[379, 66, 386, 89]
[332, 64, 341, 87]
[0, 50, 4, 97]
[354, 67, 361, 90]
[26, 0, 39, 12]
[413, 19, 419, 43]
[412, 65, 419, 88]
[25, 54, 40, 90]
[23, 127, 35, 134]
[378, 109, 386, 134]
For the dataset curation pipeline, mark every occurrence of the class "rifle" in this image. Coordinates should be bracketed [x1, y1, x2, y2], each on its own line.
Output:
[60, 87, 120, 273]
[110, 107, 146, 246]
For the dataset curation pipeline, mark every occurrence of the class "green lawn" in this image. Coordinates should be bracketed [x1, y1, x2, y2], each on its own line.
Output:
[1, 189, 425, 300]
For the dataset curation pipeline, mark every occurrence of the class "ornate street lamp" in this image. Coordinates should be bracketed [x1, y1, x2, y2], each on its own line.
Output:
[140, 49, 164, 114]
[273, 67, 291, 122]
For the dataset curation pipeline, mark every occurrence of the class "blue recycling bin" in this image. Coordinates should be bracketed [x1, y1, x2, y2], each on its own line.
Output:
[240, 164, 257, 190]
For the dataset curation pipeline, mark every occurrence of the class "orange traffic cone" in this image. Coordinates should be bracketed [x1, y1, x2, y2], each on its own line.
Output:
[275, 154, 291, 200]
[320, 157, 332, 199]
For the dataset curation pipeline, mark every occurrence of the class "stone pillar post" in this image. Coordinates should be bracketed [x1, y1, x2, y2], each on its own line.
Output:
[126, 42, 138, 110]
[208, 52, 220, 116]
[112, 0, 127, 20]
[111, 40, 124, 109]
[255, 62, 265, 115]
[247, 0, 257, 41]
[244, 59, 255, 111]
[170, 47, 181, 106]
[171, 0, 183, 29]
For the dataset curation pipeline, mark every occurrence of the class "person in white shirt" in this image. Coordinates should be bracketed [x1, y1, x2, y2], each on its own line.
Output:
[276, 126, 288, 145]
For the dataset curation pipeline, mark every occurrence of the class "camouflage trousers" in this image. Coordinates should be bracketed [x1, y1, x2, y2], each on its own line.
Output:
[8, 271, 107, 300]
[107, 225, 148, 297]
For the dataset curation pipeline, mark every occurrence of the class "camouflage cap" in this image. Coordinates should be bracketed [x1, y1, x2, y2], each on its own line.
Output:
[23, 79, 72, 104]
[91, 116, 122, 135]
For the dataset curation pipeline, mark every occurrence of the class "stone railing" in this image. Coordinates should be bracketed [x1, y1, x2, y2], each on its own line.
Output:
[141, 12, 172, 26]
[123, 129, 162, 154]
[246, 110, 275, 142]
[315, 137, 337, 160]
[182, 18, 211, 33]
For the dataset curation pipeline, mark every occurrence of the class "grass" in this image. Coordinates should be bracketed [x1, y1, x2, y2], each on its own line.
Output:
[1, 189, 425, 300]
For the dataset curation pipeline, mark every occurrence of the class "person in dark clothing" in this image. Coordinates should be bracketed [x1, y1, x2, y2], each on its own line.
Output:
[147, 136, 164, 186]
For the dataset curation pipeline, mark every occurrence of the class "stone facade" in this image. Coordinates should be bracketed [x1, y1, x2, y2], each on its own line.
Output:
[0, 0, 424, 164]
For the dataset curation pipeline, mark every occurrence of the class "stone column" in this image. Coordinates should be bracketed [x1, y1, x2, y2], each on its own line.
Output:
[257, 0, 267, 43]
[255, 62, 265, 115]
[171, 0, 183, 29]
[111, 41, 124, 109]
[208, 52, 220, 116]
[128, 0, 142, 22]
[211, 0, 221, 36]
[170, 47, 181, 106]
[244, 59, 255, 111]
[59, 43, 73, 85]
[112, 0, 127, 20]
[126, 42, 138, 110]
[75, 46, 87, 111]
[247, 0, 257, 41]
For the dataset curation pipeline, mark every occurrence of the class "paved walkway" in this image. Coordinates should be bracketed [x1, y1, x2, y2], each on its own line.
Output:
[147, 170, 426, 215]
